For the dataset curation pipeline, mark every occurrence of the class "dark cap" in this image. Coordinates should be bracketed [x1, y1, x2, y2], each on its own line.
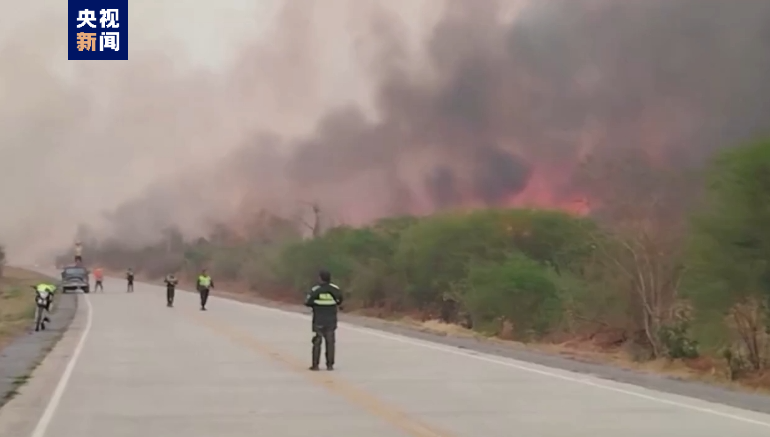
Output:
[318, 269, 331, 283]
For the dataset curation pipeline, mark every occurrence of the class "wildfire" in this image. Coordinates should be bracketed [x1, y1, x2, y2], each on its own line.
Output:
[503, 165, 591, 216]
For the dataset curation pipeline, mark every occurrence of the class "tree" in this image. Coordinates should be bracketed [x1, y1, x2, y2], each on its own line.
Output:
[0, 244, 5, 278]
[684, 138, 770, 369]
[161, 226, 184, 253]
[576, 149, 694, 357]
[298, 201, 322, 238]
[392, 211, 514, 311]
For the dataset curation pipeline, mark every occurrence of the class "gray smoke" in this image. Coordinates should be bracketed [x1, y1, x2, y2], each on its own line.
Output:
[2, 0, 770, 261]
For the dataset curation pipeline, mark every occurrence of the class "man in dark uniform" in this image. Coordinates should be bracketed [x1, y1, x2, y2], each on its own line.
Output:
[164, 273, 179, 307]
[304, 269, 343, 371]
[126, 268, 135, 293]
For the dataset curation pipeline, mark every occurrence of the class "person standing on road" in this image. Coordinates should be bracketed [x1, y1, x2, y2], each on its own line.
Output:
[164, 273, 178, 307]
[126, 268, 135, 293]
[93, 267, 104, 292]
[74, 241, 83, 264]
[196, 269, 213, 311]
[304, 269, 343, 371]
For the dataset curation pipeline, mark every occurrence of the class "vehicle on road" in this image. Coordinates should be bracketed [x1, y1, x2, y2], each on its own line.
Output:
[60, 265, 90, 294]
[32, 287, 50, 331]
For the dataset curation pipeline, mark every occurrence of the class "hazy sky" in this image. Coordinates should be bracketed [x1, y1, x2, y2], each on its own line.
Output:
[0, 0, 445, 261]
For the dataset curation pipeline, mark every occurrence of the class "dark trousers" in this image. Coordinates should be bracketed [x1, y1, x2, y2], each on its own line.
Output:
[166, 286, 175, 306]
[199, 288, 210, 308]
[95, 280, 103, 292]
[43, 297, 52, 321]
[127, 281, 134, 292]
[312, 324, 336, 367]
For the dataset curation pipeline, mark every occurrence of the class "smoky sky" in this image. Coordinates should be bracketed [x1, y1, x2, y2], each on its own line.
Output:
[252, 0, 770, 215]
[3, 0, 770, 260]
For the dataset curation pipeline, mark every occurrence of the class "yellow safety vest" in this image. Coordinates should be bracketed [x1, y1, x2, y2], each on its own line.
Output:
[198, 275, 212, 287]
[314, 292, 337, 306]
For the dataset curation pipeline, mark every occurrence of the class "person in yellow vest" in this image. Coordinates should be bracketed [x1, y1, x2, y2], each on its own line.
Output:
[304, 269, 343, 371]
[196, 269, 214, 311]
[32, 283, 56, 323]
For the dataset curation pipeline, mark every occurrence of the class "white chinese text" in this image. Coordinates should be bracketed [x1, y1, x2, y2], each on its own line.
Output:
[76, 10, 97, 28]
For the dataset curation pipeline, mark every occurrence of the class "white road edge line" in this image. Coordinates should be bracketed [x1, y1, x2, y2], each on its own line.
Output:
[220, 295, 770, 429]
[29, 294, 93, 437]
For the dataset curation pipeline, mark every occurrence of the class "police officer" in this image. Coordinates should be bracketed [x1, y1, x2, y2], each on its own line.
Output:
[196, 269, 214, 311]
[164, 273, 179, 307]
[33, 283, 56, 323]
[304, 269, 343, 371]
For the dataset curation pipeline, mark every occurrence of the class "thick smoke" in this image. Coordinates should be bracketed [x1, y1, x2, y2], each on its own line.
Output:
[216, 0, 770, 218]
[2, 0, 770, 261]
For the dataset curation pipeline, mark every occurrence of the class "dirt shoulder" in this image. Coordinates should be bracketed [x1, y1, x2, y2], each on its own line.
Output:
[0, 267, 78, 407]
[195, 283, 770, 415]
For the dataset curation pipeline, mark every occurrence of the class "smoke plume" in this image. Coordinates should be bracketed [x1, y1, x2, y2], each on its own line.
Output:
[2, 0, 770, 261]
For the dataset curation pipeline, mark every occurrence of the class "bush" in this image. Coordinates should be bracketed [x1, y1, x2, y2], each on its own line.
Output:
[392, 212, 512, 310]
[659, 321, 700, 359]
[463, 252, 563, 340]
[0, 244, 5, 278]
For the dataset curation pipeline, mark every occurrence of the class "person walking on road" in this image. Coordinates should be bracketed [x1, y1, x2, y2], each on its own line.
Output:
[164, 273, 178, 307]
[33, 283, 56, 323]
[93, 267, 104, 292]
[196, 269, 214, 311]
[304, 269, 343, 371]
[126, 268, 135, 293]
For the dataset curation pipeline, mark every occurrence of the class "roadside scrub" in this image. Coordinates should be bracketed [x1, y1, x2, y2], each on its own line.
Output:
[76, 138, 770, 391]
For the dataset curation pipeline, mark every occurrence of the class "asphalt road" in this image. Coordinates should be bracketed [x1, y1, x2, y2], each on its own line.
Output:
[1, 277, 770, 437]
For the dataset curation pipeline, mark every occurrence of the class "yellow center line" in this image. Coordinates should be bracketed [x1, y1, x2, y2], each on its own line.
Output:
[185, 310, 456, 437]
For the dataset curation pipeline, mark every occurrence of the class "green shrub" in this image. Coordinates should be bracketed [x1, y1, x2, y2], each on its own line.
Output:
[463, 252, 563, 340]
[659, 321, 700, 359]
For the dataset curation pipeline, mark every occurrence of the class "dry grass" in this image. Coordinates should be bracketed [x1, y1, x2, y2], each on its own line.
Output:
[405, 317, 770, 394]
[0, 267, 52, 350]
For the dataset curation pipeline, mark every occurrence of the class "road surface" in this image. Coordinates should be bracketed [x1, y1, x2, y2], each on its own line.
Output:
[1, 277, 770, 437]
